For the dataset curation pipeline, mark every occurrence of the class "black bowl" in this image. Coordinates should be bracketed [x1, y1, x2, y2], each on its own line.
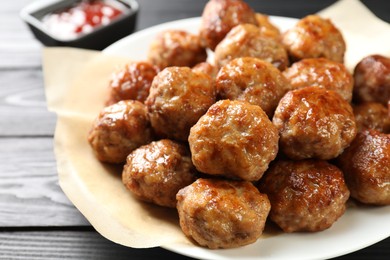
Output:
[20, 0, 139, 50]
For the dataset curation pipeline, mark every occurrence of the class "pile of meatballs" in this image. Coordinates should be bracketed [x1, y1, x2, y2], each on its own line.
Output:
[88, 0, 390, 249]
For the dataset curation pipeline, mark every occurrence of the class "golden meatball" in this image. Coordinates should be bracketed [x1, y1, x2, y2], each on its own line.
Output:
[106, 61, 159, 105]
[177, 178, 271, 249]
[353, 54, 390, 105]
[337, 130, 390, 205]
[353, 102, 390, 133]
[145, 67, 216, 141]
[88, 100, 153, 164]
[282, 15, 346, 63]
[192, 62, 219, 80]
[122, 139, 198, 208]
[216, 57, 290, 117]
[259, 159, 350, 232]
[283, 58, 353, 102]
[199, 0, 258, 51]
[255, 13, 281, 41]
[148, 30, 207, 70]
[189, 100, 279, 181]
[273, 86, 357, 160]
[214, 24, 289, 70]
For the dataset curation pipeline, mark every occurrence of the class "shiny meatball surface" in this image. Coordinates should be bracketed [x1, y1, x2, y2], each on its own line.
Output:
[88, 100, 153, 164]
[107, 61, 159, 105]
[145, 67, 215, 141]
[176, 178, 271, 249]
[148, 30, 207, 70]
[122, 139, 197, 208]
[216, 57, 290, 117]
[273, 86, 357, 160]
[353, 54, 390, 105]
[255, 13, 281, 41]
[337, 130, 390, 205]
[282, 15, 346, 63]
[192, 62, 219, 80]
[353, 102, 390, 133]
[259, 159, 350, 232]
[189, 100, 279, 181]
[199, 0, 258, 51]
[283, 58, 353, 102]
[214, 24, 289, 70]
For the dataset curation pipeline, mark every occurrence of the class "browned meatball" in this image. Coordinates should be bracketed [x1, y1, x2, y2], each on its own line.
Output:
[122, 139, 197, 208]
[282, 15, 346, 63]
[255, 13, 281, 41]
[283, 58, 353, 102]
[273, 86, 357, 160]
[214, 23, 289, 70]
[353, 102, 390, 133]
[353, 54, 390, 105]
[337, 130, 390, 205]
[199, 0, 258, 51]
[189, 100, 279, 181]
[147, 30, 207, 70]
[216, 57, 290, 117]
[88, 100, 153, 164]
[145, 67, 216, 141]
[192, 62, 219, 80]
[106, 61, 159, 105]
[258, 159, 350, 233]
[176, 178, 270, 249]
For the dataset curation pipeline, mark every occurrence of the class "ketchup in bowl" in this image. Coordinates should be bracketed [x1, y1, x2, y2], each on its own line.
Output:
[42, 0, 128, 40]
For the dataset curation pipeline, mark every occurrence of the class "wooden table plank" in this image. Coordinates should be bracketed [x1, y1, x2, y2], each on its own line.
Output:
[0, 138, 89, 227]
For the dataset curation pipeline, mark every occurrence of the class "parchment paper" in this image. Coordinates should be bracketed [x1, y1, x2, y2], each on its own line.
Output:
[43, 0, 390, 249]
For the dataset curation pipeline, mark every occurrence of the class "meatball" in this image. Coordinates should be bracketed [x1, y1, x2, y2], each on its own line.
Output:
[255, 13, 281, 41]
[337, 130, 390, 205]
[258, 159, 350, 233]
[189, 100, 279, 181]
[145, 67, 216, 141]
[122, 139, 197, 208]
[282, 15, 346, 63]
[192, 62, 219, 80]
[214, 24, 289, 70]
[199, 0, 258, 51]
[283, 58, 353, 102]
[216, 57, 290, 117]
[176, 178, 271, 249]
[353, 102, 390, 133]
[353, 54, 390, 105]
[88, 100, 153, 164]
[273, 86, 357, 160]
[106, 61, 159, 105]
[148, 30, 207, 70]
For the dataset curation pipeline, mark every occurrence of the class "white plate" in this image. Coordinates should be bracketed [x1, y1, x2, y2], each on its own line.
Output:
[103, 17, 390, 260]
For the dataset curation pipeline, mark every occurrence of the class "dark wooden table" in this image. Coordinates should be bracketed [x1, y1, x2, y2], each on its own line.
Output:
[1, 0, 389, 259]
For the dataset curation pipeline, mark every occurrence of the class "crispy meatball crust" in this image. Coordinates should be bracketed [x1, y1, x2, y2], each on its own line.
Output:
[353, 102, 390, 133]
[353, 54, 390, 105]
[176, 178, 271, 249]
[214, 24, 289, 70]
[199, 0, 258, 51]
[147, 30, 207, 70]
[272, 86, 357, 160]
[122, 139, 198, 208]
[88, 100, 153, 164]
[145, 67, 216, 141]
[189, 100, 279, 181]
[255, 13, 281, 41]
[282, 15, 346, 63]
[337, 130, 390, 205]
[283, 58, 353, 102]
[106, 61, 159, 105]
[216, 57, 290, 117]
[258, 159, 350, 233]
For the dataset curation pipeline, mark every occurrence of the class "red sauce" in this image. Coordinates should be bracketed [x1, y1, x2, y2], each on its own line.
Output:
[42, 0, 127, 39]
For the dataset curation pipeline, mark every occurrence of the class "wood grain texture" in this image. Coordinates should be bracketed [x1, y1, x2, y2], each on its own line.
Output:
[0, 138, 89, 227]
